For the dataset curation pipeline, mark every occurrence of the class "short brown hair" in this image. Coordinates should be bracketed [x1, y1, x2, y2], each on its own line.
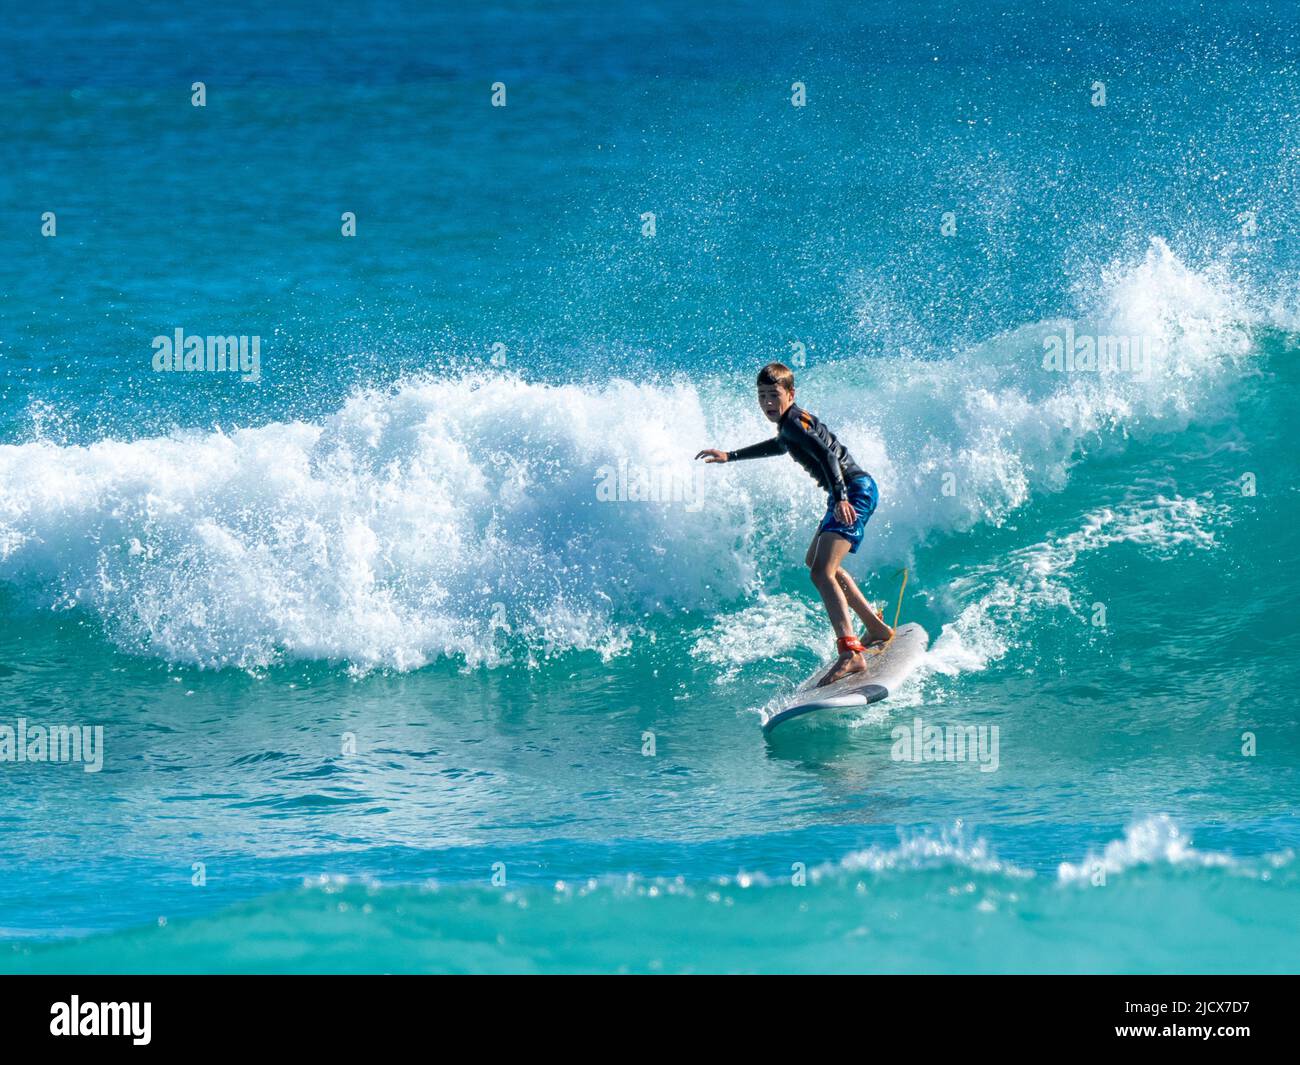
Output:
[756, 362, 795, 390]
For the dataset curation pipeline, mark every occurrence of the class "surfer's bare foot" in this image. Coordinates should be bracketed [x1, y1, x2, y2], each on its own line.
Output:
[817, 650, 867, 687]
[858, 605, 893, 648]
[863, 625, 893, 649]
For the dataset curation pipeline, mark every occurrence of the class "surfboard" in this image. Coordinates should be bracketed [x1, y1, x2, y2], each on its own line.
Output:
[762, 622, 929, 734]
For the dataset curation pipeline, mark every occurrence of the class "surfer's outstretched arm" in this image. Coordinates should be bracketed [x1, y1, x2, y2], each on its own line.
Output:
[726, 438, 787, 462]
[694, 437, 785, 464]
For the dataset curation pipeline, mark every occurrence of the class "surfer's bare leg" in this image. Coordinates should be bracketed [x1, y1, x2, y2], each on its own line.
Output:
[809, 533, 867, 686]
[807, 531, 892, 646]
[835, 569, 893, 645]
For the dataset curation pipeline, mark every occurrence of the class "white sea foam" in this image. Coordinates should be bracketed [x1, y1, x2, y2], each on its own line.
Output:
[833, 237, 1253, 559]
[688, 593, 825, 682]
[1057, 815, 1237, 883]
[827, 822, 1033, 880]
[0, 241, 1257, 669]
[926, 492, 1226, 676]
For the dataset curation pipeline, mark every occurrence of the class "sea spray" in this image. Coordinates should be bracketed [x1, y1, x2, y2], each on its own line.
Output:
[0, 244, 1261, 671]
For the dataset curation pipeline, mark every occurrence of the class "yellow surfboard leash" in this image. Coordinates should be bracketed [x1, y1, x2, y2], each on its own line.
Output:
[892, 566, 909, 632]
[864, 566, 908, 656]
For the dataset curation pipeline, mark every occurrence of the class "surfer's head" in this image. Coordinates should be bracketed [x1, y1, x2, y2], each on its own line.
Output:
[756, 363, 795, 422]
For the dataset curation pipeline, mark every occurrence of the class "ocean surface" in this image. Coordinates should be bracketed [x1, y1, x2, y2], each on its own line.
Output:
[1, 0, 1298, 973]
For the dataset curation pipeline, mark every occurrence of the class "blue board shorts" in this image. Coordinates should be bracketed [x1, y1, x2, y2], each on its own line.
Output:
[818, 474, 878, 554]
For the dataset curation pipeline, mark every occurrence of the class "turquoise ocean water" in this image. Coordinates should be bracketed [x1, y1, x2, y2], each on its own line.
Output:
[0, 0, 1298, 972]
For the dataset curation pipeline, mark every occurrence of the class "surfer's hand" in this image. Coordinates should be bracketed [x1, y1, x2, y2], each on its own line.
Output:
[695, 449, 728, 463]
[835, 499, 857, 524]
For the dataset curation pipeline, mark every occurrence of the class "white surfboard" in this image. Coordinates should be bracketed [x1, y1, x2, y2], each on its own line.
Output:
[762, 622, 929, 734]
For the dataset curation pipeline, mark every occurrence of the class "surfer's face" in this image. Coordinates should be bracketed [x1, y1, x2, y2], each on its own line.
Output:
[757, 383, 794, 422]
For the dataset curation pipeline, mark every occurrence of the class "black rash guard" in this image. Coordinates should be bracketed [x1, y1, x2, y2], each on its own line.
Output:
[727, 404, 867, 503]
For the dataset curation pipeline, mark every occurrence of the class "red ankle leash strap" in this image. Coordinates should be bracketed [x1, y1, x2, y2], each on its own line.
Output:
[837, 635, 866, 655]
